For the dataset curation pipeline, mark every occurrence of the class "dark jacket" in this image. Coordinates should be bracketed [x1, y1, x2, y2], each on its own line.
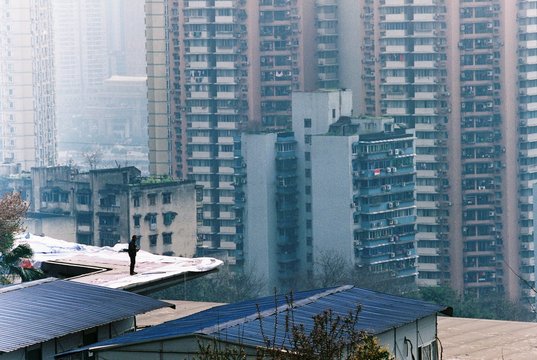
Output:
[128, 239, 138, 257]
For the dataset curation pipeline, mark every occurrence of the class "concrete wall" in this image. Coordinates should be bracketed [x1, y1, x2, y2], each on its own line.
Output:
[243, 133, 278, 290]
[24, 216, 76, 242]
[311, 135, 356, 267]
[1, 318, 133, 360]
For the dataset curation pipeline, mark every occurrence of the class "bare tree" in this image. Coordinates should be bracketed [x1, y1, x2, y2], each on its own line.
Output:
[82, 147, 103, 170]
[197, 299, 393, 360]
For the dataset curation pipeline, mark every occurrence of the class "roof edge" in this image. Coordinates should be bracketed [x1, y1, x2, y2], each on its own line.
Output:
[198, 285, 354, 335]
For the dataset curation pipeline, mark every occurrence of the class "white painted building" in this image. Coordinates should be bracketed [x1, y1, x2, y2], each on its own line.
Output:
[0, 0, 57, 170]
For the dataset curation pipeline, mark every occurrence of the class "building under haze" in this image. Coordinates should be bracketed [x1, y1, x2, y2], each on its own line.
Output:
[0, 0, 57, 170]
[319, 0, 534, 302]
[53, 0, 147, 153]
[145, 0, 322, 261]
[233, 90, 417, 292]
[146, 0, 537, 302]
[311, 116, 417, 288]
[52, 0, 109, 148]
[28, 166, 198, 257]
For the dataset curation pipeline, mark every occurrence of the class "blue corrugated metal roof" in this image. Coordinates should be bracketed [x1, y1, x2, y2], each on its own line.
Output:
[69, 285, 447, 354]
[0, 278, 171, 354]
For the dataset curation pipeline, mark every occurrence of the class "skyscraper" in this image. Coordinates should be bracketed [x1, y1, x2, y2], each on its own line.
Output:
[0, 0, 57, 170]
[145, 0, 318, 260]
[146, 0, 537, 302]
[329, 0, 532, 302]
[52, 0, 109, 148]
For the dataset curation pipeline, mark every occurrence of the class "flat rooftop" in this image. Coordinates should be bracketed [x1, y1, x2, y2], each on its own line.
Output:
[16, 234, 223, 295]
[137, 300, 224, 328]
[439, 316, 537, 360]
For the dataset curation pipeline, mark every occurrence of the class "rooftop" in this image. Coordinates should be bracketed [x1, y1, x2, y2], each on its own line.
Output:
[62, 285, 449, 355]
[0, 278, 171, 354]
[439, 316, 537, 360]
[16, 234, 223, 294]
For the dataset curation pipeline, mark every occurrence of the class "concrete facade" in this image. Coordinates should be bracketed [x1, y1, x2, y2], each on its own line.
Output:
[145, 1, 319, 263]
[0, 0, 57, 170]
[28, 166, 198, 257]
[313, 0, 537, 302]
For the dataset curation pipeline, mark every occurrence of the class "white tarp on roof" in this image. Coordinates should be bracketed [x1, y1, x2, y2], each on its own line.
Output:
[15, 233, 223, 290]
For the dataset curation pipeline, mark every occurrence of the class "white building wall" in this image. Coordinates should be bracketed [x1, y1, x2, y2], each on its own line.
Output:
[145, 0, 172, 176]
[0, 0, 57, 170]
[243, 133, 278, 290]
[0, 318, 134, 360]
[310, 135, 357, 267]
[90, 315, 439, 360]
[292, 90, 353, 275]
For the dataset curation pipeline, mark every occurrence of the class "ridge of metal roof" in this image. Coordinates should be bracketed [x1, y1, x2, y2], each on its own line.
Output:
[61, 286, 448, 355]
[0, 278, 172, 354]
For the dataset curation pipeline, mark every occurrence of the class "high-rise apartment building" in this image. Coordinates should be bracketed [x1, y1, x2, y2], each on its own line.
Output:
[147, 0, 537, 301]
[318, 0, 533, 302]
[52, 0, 109, 147]
[106, 0, 147, 76]
[311, 116, 417, 286]
[146, 0, 318, 260]
[0, 0, 57, 170]
[235, 90, 417, 292]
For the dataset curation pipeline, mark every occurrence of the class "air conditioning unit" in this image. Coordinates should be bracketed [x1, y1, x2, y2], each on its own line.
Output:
[389, 252, 396, 258]
[386, 167, 392, 173]
[388, 202, 393, 209]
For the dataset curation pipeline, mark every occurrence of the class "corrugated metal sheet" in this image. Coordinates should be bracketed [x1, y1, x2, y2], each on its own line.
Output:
[72, 285, 447, 353]
[0, 278, 171, 354]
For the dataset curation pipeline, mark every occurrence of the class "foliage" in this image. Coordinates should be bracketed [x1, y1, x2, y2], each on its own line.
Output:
[0, 193, 29, 254]
[153, 265, 266, 303]
[197, 299, 393, 360]
[306, 250, 415, 296]
[0, 193, 44, 284]
[0, 243, 44, 285]
[140, 175, 175, 185]
[412, 286, 534, 321]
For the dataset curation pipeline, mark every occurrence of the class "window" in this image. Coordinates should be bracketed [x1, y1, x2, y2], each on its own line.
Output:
[133, 215, 141, 228]
[305, 135, 311, 144]
[163, 233, 172, 245]
[306, 203, 312, 213]
[163, 212, 177, 226]
[77, 192, 91, 205]
[304, 118, 312, 128]
[305, 169, 311, 178]
[148, 194, 157, 206]
[418, 341, 437, 360]
[162, 192, 171, 204]
[305, 152, 311, 161]
[149, 234, 158, 247]
[305, 185, 311, 195]
[133, 195, 140, 207]
[100, 194, 116, 207]
[306, 220, 312, 229]
[146, 213, 157, 230]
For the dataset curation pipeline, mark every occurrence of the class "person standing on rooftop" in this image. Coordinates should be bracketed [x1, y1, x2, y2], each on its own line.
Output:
[128, 235, 139, 275]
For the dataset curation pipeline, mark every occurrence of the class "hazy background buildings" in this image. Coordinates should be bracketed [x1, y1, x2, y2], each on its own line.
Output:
[4, 0, 537, 305]
[0, 0, 57, 171]
[52, 0, 148, 171]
